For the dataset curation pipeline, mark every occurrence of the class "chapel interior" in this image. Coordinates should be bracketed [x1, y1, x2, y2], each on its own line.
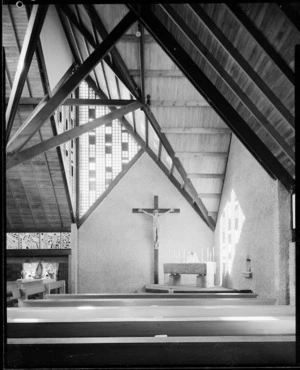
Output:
[3, 2, 298, 368]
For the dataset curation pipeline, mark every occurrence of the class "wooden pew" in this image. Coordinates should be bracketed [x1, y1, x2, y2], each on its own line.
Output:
[6, 281, 21, 307]
[6, 306, 295, 366]
[44, 280, 66, 295]
[20, 297, 277, 307]
[7, 305, 295, 338]
[7, 335, 295, 367]
[13, 279, 65, 305]
[45, 292, 258, 299]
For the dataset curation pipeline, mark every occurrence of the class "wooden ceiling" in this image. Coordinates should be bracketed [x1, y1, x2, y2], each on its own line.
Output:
[4, 3, 297, 232]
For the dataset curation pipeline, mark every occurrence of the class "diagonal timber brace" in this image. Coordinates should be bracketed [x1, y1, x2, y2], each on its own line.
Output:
[6, 10, 137, 155]
[6, 101, 142, 169]
[6, 5, 49, 142]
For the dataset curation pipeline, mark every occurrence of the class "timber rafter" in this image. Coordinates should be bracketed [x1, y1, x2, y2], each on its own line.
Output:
[6, 102, 143, 169]
[83, 4, 140, 99]
[6, 5, 48, 142]
[58, 4, 139, 98]
[225, 3, 294, 84]
[161, 4, 294, 163]
[128, 4, 294, 192]
[25, 4, 76, 225]
[6, 10, 137, 155]
[188, 3, 294, 130]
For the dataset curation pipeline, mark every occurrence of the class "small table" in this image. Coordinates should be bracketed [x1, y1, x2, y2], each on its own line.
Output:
[164, 263, 215, 288]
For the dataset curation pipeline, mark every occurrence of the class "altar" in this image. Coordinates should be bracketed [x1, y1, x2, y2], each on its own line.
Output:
[164, 262, 216, 288]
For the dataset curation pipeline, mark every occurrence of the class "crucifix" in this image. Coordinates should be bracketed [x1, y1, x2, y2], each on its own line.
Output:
[133, 195, 180, 284]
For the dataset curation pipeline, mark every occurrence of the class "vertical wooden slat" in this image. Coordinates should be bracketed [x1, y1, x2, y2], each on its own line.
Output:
[154, 195, 159, 210]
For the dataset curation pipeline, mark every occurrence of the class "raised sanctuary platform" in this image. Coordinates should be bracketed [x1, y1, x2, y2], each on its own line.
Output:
[145, 284, 257, 296]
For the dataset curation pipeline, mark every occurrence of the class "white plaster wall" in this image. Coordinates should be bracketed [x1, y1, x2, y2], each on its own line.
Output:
[40, 5, 74, 90]
[214, 135, 292, 301]
[78, 153, 213, 293]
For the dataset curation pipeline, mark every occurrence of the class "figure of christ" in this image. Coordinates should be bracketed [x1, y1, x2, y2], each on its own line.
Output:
[138, 208, 175, 250]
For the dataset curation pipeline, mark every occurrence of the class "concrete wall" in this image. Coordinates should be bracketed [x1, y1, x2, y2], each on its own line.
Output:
[78, 153, 213, 293]
[214, 135, 292, 302]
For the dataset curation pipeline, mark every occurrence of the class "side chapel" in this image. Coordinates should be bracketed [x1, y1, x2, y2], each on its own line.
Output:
[3, 2, 298, 368]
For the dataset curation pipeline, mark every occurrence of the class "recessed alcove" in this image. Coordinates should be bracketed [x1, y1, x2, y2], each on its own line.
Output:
[6, 249, 71, 293]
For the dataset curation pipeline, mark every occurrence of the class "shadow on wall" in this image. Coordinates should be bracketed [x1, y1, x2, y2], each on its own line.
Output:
[220, 189, 245, 288]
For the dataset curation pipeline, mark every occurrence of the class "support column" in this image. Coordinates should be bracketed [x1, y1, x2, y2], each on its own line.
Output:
[289, 242, 295, 305]
[196, 274, 207, 288]
[168, 273, 181, 286]
[70, 223, 78, 293]
[274, 181, 292, 304]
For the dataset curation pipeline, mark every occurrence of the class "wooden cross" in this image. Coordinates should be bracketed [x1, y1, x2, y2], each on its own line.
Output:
[133, 195, 180, 284]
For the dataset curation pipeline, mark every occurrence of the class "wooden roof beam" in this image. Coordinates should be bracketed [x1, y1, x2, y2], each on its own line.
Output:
[6, 11, 137, 155]
[83, 4, 140, 99]
[138, 22, 149, 147]
[198, 193, 221, 199]
[58, 4, 138, 98]
[189, 4, 294, 129]
[161, 127, 231, 134]
[175, 152, 228, 158]
[225, 3, 294, 84]
[138, 22, 146, 102]
[6, 101, 143, 169]
[142, 106, 215, 230]
[130, 4, 294, 191]
[5, 5, 48, 142]
[25, 4, 75, 226]
[161, 4, 294, 164]
[11, 98, 211, 108]
[188, 173, 225, 179]
[129, 69, 184, 77]
[277, 3, 300, 33]
[63, 98, 134, 106]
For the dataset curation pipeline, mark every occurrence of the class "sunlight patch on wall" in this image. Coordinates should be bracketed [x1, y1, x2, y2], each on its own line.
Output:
[220, 189, 245, 282]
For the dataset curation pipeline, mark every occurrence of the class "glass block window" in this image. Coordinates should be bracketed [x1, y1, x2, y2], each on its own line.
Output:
[54, 91, 77, 212]
[78, 81, 139, 216]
